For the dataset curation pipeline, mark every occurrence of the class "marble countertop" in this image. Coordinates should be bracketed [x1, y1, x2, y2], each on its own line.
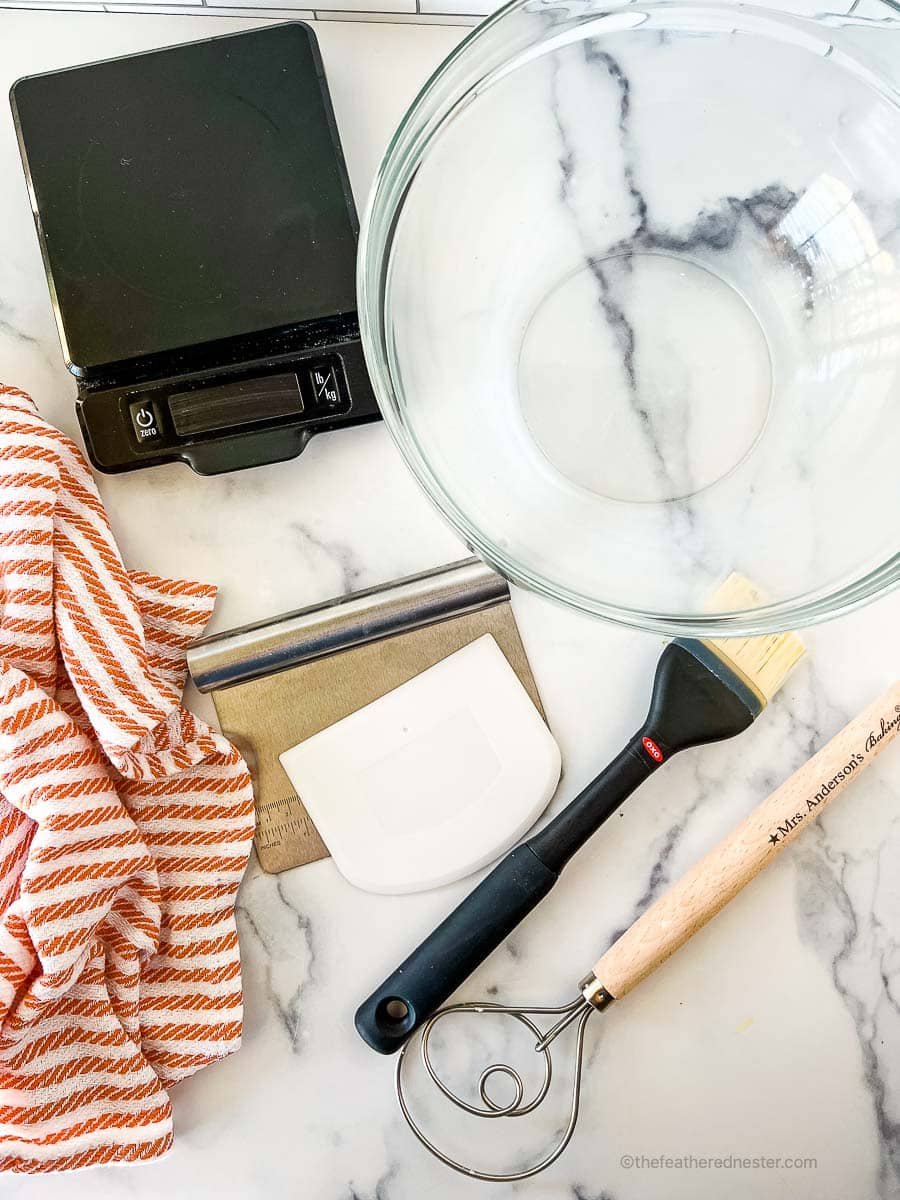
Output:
[1, 10, 899, 1200]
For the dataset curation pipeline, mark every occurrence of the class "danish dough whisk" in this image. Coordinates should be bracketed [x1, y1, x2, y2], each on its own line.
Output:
[395, 681, 900, 1182]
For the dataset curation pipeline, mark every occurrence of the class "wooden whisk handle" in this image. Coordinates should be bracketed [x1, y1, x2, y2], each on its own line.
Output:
[586, 681, 900, 1004]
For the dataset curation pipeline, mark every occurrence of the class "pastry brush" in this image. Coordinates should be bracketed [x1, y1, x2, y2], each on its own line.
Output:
[355, 574, 804, 1053]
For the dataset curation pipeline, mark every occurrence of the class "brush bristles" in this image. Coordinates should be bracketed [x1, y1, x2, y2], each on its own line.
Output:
[703, 573, 806, 704]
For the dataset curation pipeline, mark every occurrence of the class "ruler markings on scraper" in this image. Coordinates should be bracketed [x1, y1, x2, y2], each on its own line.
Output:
[255, 792, 318, 849]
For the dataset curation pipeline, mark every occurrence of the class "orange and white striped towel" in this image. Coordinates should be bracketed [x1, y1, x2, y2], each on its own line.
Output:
[0, 385, 255, 1172]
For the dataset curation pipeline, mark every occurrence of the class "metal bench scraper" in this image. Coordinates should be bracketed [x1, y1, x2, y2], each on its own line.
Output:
[187, 559, 545, 873]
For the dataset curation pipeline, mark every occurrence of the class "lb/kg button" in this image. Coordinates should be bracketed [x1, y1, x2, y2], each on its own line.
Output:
[307, 362, 344, 411]
[129, 400, 163, 446]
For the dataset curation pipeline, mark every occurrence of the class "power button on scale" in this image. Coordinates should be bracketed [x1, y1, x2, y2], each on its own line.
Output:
[129, 400, 163, 446]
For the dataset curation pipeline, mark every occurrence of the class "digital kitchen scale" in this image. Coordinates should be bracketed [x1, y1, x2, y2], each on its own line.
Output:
[10, 22, 379, 475]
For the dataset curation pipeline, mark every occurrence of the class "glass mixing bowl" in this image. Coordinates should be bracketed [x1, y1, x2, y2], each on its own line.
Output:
[359, 0, 900, 635]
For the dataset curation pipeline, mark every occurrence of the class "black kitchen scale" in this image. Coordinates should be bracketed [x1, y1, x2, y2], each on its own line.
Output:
[11, 22, 379, 475]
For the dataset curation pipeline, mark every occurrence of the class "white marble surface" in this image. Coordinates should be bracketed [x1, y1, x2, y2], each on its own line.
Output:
[0, 10, 899, 1200]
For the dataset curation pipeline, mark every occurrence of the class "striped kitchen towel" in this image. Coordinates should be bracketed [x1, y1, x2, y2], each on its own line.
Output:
[0, 385, 255, 1172]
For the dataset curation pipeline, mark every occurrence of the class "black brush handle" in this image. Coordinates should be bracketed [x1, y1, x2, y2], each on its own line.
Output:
[354, 845, 558, 1053]
[355, 642, 760, 1054]
[355, 743, 653, 1053]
